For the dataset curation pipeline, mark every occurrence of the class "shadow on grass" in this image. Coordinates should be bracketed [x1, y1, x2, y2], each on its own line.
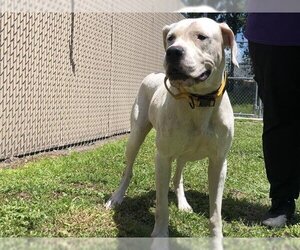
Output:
[108, 189, 275, 237]
[185, 190, 268, 224]
[110, 190, 187, 237]
[187, 191, 300, 226]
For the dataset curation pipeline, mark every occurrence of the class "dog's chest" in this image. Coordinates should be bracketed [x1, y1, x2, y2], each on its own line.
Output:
[185, 116, 215, 140]
[156, 111, 219, 159]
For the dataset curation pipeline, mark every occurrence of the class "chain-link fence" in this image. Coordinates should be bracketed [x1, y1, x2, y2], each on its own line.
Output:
[226, 41, 263, 119]
[227, 77, 263, 118]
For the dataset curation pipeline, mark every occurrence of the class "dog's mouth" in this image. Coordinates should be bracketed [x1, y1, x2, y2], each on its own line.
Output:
[195, 69, 212, 82]
[167, 67, 189, 81]
[167, 67, 212, 83]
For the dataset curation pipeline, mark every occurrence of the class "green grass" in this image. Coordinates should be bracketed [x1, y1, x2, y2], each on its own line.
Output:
[232, 104, 254, 114]
[0, 120, 299, 237]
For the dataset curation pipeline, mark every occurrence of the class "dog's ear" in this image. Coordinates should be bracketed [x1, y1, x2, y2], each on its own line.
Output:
[219, 22, 239, 68]
[162, 25, 171, 50]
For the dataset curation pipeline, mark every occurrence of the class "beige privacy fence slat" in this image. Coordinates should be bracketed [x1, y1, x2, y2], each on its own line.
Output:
[0, 13, 183, 159]
[0, 0, 185, 12]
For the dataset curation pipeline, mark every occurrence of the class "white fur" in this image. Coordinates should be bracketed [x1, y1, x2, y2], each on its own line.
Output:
[106, 18, 238, 238]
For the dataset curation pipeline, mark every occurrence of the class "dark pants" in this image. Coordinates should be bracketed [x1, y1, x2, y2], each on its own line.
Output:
[249, 42, 300, 200]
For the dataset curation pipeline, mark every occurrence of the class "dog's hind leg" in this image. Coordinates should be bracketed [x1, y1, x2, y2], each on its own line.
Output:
[106, 90, 152, 209]
[208, 157, 227, 238]
[173, 159, 193, 212]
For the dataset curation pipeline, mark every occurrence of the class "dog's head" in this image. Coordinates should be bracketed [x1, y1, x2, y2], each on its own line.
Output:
[163, 18, 239, 94]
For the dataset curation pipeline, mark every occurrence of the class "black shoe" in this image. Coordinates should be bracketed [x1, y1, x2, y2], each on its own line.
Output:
[262, 199, 295, 228]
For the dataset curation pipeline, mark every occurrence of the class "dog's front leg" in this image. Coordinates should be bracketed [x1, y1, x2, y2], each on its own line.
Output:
[105, 123, 151, 209]
[208, 158, 227, 238]
[173, 159, 193, 212]
[151, 153, 172, 237]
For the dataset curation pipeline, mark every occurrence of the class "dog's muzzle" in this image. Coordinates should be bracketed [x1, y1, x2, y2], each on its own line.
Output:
[165, 46, 189, 81]
[166, 46, 185, 64]
[166, 67, 212, 83]
[165, 46, 212, 82]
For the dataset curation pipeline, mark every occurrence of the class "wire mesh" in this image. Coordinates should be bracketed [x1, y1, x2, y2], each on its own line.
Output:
[0, 12, 183, 160]
[226, 42, 263, 118]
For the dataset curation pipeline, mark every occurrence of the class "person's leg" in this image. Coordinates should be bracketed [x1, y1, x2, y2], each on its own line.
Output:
[249, 42, 300, 226]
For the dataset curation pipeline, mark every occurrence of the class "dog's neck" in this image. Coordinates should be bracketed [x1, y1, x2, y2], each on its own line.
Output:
[164, 72, 228, 109]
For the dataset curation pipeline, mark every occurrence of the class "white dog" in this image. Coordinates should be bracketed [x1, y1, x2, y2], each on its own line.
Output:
[106, 18, 239, 238]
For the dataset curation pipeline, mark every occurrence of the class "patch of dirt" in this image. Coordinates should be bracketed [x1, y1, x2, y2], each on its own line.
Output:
[51, 190, 66, 199]
[229, 189, 247, 199]
[42, 206, 116, 237]
[16, 191, 32, 200]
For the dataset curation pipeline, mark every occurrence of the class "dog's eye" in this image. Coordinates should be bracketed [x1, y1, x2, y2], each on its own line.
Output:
[167, 35, 175, 42]
[197, 34, 207, 41]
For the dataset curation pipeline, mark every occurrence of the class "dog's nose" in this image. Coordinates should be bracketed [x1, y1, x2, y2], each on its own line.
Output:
[166, 46, 184, 62]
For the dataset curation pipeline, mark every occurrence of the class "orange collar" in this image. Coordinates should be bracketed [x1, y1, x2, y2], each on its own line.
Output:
[164, 72, 227, 109]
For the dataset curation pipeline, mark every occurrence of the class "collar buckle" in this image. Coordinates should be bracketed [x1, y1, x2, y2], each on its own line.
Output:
[189, 96, 216, 109]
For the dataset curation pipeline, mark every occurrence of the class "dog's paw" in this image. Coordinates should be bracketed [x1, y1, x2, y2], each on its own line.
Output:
[178, 200, 193, 213]
[105, 195, 124, 209]
[151, 229, 169, 238]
